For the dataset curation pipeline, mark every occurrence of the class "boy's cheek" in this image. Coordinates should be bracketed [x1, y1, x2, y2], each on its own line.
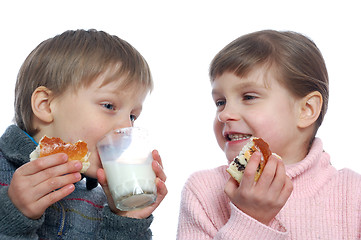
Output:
[82, 155, 102, 179]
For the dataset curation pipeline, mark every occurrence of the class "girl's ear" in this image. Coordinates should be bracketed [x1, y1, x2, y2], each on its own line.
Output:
[31, 86, 54, 124]
[298, 91, 323, 129]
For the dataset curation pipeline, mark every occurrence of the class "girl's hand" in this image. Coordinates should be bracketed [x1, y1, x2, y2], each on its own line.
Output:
[224, 151, 293, 225]
[97, 149, 167, 219]
[8, 153, 82, 219]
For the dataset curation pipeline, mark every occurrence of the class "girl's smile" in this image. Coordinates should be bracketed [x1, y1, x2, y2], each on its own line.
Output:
[212, 66, 308, 165]
[226, 133, 252, 142]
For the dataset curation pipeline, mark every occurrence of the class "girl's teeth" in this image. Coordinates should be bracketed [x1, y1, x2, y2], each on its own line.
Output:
[228, 134, 251, 141]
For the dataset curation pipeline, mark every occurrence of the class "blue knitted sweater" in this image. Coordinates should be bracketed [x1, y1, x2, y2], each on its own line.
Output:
[0, 125, 153, 239]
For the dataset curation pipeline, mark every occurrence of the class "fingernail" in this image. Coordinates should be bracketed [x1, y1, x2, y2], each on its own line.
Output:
[61, 153, 69, 162]
[157, 161, 163, 170]
[74, 161, 82, 169]
[272, 153, 282, 160]
[73, 172, 81, 180]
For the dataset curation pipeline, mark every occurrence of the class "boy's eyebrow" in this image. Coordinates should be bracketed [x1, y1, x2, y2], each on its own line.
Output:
[93, 87, 118, 96]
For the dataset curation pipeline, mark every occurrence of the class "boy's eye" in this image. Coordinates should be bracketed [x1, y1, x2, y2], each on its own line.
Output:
[130, 114, 137, 122]
[102, 103, 115, 110]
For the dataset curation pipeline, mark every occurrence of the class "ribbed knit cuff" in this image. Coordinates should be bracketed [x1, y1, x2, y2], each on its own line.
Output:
[0, 186, 44, 237]
[216, 203, 288, 239]
[99, 206, 153, 240]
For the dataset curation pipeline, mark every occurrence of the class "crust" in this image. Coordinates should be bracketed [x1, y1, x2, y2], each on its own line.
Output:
[30, 136, 90, 173]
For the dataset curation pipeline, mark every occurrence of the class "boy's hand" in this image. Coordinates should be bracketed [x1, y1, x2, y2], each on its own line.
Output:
[224, 151, 293, 225]
[97, 150, 167, 219]
[8, 153, 82, 219]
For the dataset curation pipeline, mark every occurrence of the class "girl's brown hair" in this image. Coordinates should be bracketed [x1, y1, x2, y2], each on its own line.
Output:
[210, 30, 329, 136]
[15, 29, 153, 135]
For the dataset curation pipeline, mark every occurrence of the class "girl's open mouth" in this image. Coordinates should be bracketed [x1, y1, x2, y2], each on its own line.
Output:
[226, 133, 252, 142]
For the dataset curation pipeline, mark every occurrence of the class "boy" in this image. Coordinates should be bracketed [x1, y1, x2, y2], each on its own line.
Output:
[0, 29, 167, 239]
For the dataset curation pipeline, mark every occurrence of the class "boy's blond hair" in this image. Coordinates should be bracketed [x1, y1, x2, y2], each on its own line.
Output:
[15, 29, 153, 136]
[210, 30, 329, 138]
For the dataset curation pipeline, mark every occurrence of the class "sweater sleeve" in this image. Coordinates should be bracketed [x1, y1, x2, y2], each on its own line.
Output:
[98, 206, 153, 240]
[177, 181, 218, 239]
[215, 203, 288, 239]
[177, 170, 288, 240]
[0, 186, 44, 239]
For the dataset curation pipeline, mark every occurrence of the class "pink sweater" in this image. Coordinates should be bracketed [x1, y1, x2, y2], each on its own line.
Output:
[177, 138, 361, 239]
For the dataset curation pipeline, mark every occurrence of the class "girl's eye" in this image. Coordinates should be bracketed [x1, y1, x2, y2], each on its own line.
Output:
[243, 94, 257, 101]
[102, 103, 115, 111]
[215, 99, 226, 107]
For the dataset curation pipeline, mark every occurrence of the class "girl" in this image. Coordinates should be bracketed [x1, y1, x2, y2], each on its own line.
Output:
[177, 30, 361, 239]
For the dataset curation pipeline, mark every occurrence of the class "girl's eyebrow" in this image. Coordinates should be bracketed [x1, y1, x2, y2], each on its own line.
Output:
[211, 81, 264, 96]
[211, 89, 220, 97]
[235, 80, 266, 89]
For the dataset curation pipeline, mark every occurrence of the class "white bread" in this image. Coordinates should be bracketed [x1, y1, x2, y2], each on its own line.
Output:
[226, 137, 272, 183]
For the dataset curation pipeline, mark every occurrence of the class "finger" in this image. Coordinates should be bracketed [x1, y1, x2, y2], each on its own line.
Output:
[137, 178, 168, 214]
[268, 158, 287, 195]
[152, 149, 163, 168]
[34, 183, 76, 218]
[97, 168, 107, 187]
[152, 178, 167, 207]
[97, 168, 113, 200]
[224, 177, 239, 198]
[35, 172, 81, 201]
[119, 177, 168, 219]
[97, 168, 118, 212]
[256, 154, 278, 189]
[240, 151, 261, 188]
[152, 160, 167, 182]
[34, 160, 83, 186]
[279, 175, 293, 203]
[20, 153, 69, 176]
[155, 178, 168, 202]
[128, 170, 168, 213]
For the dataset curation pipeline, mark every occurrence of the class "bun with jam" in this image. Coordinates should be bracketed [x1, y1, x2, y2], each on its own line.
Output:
[226, 137, 272, 183]
[30, 136, 90, 173]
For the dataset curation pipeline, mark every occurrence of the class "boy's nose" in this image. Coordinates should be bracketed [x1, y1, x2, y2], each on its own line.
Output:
[113, 116, 134, 130]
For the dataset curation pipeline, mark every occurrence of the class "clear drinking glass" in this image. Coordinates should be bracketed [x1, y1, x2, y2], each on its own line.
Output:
[97, 127, 157, 211]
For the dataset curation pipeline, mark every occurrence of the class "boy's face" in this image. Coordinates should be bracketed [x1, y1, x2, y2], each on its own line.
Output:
[212, 67, 304, 164]
[43, 76, 149, 178]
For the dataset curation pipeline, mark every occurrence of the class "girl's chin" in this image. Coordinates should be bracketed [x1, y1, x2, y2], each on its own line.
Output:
[224, 140, 248, 162]
[225, 148, 241, 163]
[225, 140, 246, 149]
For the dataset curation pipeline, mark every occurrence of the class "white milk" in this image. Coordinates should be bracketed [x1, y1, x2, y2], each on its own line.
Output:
[102, 161, 157, 210]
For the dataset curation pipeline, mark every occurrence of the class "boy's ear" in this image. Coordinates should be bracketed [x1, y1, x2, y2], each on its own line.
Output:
[297, 91, 323, 129]
[31, 86, 54, 124]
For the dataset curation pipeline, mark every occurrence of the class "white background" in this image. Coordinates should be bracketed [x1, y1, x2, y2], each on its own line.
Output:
[1, 1, 360, 239]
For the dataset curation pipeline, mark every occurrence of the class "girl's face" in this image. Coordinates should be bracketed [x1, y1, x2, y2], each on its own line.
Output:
[212, 66, 305, 164]
[41, 75, 149, 178]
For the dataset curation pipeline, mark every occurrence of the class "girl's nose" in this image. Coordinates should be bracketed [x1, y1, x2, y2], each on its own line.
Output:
[217, 104, 240, 123]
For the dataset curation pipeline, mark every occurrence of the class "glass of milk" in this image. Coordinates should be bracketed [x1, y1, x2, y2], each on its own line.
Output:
[97, 127, 157, 211]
